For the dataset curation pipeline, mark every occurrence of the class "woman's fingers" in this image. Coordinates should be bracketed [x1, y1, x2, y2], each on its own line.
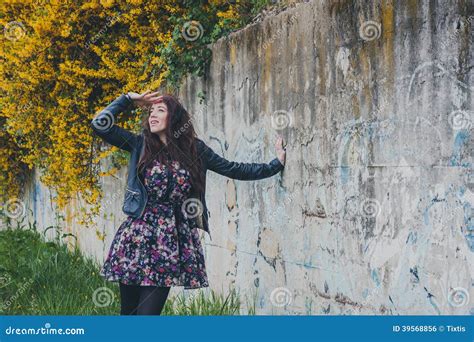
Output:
[144, 91, 161, 99]
[147, 96, 162, 103]
[134, 90, 160, 104]
[276, 136, 283, 148]
[147, 94, 162, 100]
[136, 90, 150, 100]
[276, 136, 286, 154]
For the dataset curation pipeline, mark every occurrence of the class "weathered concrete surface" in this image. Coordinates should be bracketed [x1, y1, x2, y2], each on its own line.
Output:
[178, 0, 473, 314]
[14, 0, 473, 315]
[18, 156, 130, 264]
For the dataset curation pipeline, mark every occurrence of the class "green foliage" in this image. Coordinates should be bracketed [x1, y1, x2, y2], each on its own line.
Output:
[161, 0, 274, 90]
[0, 221, 257, 315]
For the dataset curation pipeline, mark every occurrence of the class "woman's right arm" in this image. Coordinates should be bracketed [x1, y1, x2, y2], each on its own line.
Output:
[196, 138, 285, 180]
[90, 91, 162, 151]
[90, 94, 138, 152]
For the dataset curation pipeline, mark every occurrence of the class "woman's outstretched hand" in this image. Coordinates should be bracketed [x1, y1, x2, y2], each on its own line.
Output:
[127, 90, 161, 108]
[275, 135, 286, 166]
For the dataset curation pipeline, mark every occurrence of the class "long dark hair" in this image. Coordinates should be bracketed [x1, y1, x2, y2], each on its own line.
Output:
[137, 93, 204, 196]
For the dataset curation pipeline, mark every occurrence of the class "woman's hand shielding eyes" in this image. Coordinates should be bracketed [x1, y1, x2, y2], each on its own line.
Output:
[275, 135, 286, 166]
[127, 90, 162, 108]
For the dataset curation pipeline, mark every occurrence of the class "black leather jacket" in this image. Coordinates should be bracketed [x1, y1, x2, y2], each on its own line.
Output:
[90, 94, 284, 241]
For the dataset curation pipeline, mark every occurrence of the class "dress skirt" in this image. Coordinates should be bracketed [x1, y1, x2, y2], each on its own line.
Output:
[100, 158, 209, 289]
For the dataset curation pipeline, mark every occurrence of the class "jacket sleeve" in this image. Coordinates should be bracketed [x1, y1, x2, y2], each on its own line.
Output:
[197, 139, 284, 180]
[90, 94, 138, 152]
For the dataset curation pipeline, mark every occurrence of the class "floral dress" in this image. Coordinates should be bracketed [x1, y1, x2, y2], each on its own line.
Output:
[100, 157, 209, 289]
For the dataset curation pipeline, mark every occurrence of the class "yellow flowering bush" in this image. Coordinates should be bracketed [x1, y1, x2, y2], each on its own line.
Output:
[0, 0, 272, 226]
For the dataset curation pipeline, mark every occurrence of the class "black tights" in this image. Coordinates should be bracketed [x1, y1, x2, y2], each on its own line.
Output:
[119, 282, 171, 315]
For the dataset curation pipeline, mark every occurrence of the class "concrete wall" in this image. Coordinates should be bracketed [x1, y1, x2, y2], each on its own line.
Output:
[178, 0, 473, 314]
[15, 0, 473, 314]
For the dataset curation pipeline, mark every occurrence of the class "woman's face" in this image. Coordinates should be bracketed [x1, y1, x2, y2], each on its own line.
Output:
[148, 100, 168, 134]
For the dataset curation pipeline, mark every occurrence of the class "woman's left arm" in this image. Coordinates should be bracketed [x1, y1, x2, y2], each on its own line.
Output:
[198, 136, 286, 180]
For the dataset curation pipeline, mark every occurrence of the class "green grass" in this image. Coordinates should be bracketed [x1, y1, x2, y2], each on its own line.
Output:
[0, 220, 256, 315]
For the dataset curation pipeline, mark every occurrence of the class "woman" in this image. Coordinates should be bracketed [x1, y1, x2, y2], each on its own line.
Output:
[91, 90, 286, 315]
